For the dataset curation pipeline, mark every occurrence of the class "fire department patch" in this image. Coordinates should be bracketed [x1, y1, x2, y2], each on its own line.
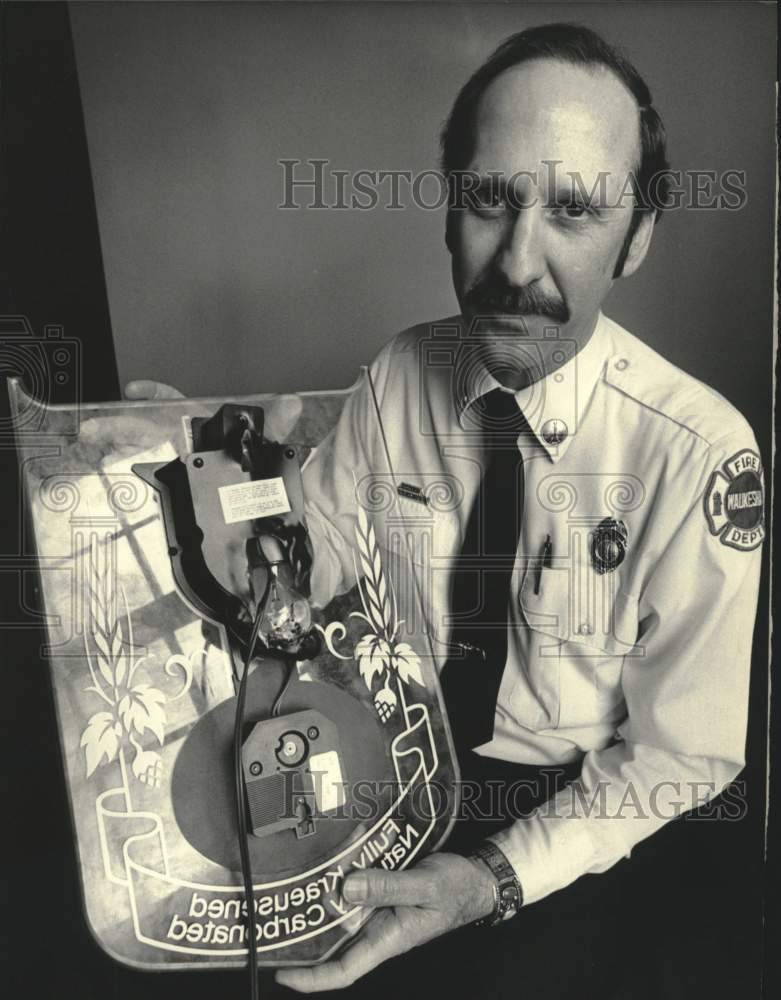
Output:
[704, 448, 764, 552]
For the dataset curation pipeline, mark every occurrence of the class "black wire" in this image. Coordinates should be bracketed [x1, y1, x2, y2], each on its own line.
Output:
[234, 575, 272, 1000]
[270, 660, 295, 718]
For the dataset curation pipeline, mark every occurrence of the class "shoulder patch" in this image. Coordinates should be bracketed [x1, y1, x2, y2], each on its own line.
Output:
[704, 449, 764, 551]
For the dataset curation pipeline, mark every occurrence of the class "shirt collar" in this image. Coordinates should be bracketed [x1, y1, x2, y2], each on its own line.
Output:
[455, 312, 609, 462]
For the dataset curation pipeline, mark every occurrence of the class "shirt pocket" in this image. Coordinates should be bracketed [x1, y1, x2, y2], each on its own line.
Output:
[511, 559, 640, 731]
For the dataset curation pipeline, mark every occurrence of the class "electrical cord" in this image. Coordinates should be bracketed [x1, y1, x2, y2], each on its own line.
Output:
[234, 574, 272, 1000]
[270, 660, 296, 718]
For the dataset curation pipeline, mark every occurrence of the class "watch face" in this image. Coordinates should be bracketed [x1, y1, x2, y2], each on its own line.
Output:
[498, 884, 521, 920]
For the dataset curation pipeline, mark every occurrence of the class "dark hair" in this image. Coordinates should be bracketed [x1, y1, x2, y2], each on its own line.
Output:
[440, 23, 670, 274]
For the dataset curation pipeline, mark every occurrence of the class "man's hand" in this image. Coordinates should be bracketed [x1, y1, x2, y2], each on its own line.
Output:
[274, 852, 496, 993]
[116, 381, 304, 451]
[124, 380, 185, 400]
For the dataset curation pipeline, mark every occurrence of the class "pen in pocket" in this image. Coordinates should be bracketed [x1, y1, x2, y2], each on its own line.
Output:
[534, 534, 553, 595]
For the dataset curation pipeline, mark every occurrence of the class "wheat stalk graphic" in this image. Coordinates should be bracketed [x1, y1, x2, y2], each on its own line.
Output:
[351, 507, 423, 723]
[79, 539, 166, 799]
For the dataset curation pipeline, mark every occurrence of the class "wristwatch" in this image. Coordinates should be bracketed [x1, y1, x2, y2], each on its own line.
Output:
[470, 841, 524, 926]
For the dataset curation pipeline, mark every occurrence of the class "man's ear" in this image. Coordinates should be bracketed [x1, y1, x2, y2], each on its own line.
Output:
[445, 208, 455, 254]
[619, 210, 656, 278]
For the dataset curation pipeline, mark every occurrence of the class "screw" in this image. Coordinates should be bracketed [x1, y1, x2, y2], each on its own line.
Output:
[193, 457, 204, 468]
[307, 727, 319, 740]
[249, 762, 262, 776]
[285, 448, 296, 459]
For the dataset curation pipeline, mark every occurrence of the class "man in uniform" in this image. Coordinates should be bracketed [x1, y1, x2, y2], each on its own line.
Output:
[128, 22, 764, 998]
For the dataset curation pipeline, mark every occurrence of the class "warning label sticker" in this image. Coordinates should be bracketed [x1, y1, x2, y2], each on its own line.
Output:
[218, 477, 291, 524]
[309, 751, 345, 814]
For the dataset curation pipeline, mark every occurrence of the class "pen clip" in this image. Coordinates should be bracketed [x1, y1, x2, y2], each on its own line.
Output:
[534, 534, 552, 595]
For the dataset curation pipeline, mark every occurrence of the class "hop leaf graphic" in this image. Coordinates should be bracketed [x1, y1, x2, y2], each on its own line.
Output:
[391, 643, 423, 687]
[80, 711, 120, 777]
[355, 634, 391, 689]
[118, 685, 166, 745]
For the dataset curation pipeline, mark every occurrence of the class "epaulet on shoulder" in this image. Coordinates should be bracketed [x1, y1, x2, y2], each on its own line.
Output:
[601, 319, 753, 449]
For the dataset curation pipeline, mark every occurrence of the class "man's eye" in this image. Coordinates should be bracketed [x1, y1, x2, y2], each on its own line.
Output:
[551, 201, 590, 220]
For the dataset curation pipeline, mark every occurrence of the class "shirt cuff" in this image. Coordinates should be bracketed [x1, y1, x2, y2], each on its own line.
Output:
[486, 749, 742, 906]
[488, 809, 612, 905]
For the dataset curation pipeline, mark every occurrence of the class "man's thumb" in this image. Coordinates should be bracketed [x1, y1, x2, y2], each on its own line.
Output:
[124, 379, 184, 400]
[342, 869, 429, 907]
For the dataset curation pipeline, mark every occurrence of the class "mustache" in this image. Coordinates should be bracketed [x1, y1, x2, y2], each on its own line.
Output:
[464, 278, 570, 325]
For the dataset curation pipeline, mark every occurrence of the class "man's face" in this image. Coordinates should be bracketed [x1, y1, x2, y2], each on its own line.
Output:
[448, 58, 649, 387]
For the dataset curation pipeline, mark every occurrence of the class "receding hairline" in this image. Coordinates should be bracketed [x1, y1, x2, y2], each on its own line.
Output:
[470, 56, 644, 171]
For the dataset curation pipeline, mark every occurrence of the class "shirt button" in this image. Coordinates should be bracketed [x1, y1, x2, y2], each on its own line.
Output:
[615, 358, 629, 371]
[541, 418, 568, 445]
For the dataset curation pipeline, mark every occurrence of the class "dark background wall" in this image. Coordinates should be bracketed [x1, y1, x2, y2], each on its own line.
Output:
[69, 1, 776, 451]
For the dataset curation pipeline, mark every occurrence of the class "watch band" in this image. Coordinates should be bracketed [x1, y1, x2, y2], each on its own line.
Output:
[470, 841, 524, 926]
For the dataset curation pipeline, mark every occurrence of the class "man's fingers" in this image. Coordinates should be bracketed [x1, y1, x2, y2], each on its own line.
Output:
[275, 950, 368, 994]
[124, 379, 185, 400]
[122, 382, 302, 442]
[342, 868, 435, 908]
[263, 394, 303, 441]
[275, 913, 403, 992]
[274, 965, 322, 993]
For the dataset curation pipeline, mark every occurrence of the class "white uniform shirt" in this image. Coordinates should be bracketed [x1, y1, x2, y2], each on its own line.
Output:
[302, 312, 764, 904]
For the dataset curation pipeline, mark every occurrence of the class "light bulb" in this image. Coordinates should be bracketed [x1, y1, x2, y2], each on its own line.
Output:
[258, 571, 312, 653]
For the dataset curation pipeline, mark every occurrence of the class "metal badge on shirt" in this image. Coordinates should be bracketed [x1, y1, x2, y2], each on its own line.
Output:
[591, 517, 628, 574]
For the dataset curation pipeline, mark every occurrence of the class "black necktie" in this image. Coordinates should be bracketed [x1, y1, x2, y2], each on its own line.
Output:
[439, 388, 527, 750]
